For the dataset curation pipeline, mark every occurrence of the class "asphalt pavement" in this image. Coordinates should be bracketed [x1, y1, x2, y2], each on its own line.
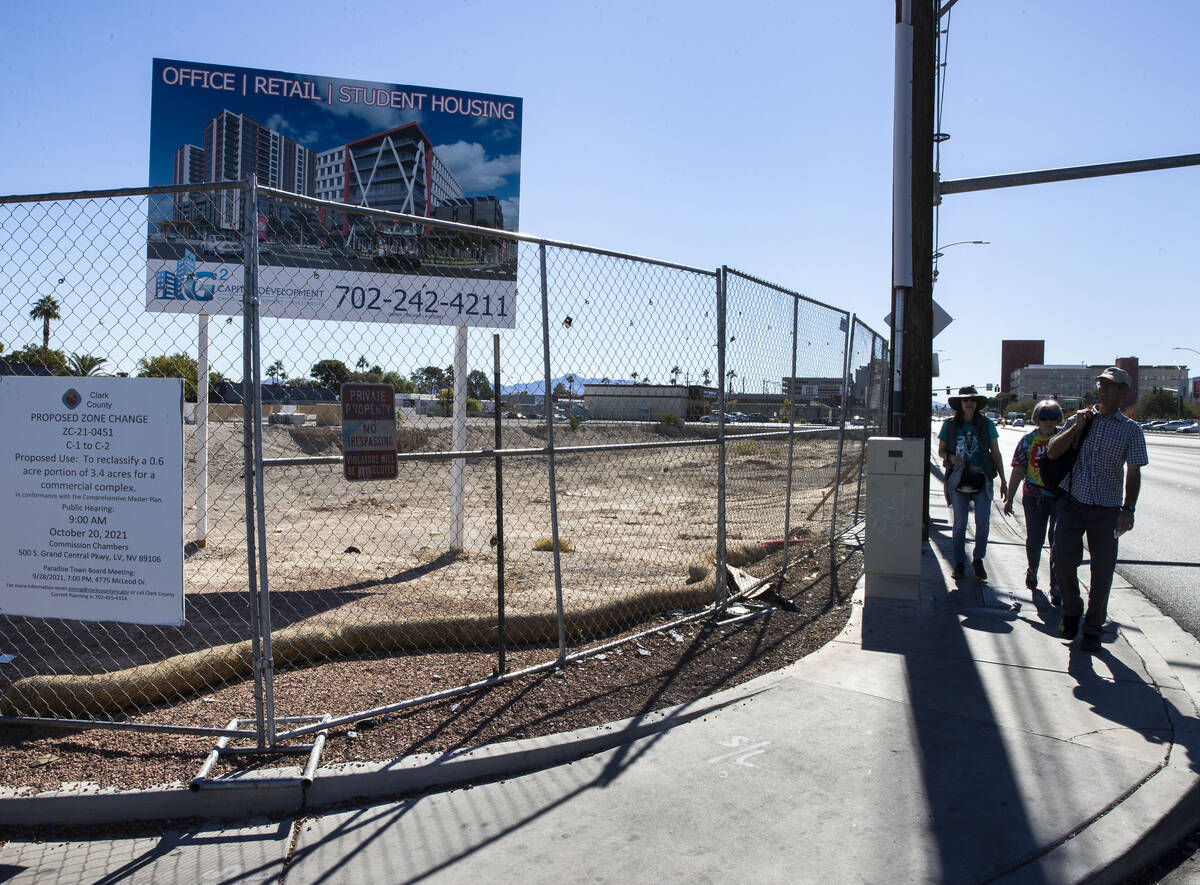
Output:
[4, 461, 1200, 883]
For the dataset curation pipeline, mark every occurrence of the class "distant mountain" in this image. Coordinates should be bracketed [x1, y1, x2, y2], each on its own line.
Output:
[500, 376, 635, 396]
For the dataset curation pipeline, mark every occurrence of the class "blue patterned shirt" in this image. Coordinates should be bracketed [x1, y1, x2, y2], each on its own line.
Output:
[1058, 409, 1148, 507]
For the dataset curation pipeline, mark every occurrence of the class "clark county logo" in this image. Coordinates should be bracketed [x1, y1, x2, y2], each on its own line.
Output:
[62, 389, 81, 409]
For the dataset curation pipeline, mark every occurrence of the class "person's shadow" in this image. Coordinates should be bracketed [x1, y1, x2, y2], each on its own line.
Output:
[1068, 640, 1200, 771]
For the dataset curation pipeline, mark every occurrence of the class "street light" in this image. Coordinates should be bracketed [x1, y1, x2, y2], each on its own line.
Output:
[932, 240, 989, 283]
[1172, 347, 1198, 416]
[933, 239, 990, 259]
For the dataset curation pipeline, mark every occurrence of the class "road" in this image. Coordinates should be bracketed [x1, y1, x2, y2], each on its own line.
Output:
[993, 426, 1200, 635]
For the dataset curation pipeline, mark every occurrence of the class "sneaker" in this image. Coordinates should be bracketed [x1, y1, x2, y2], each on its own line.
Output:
[1025, 569, 1038, 591]
[1058, 614, 1080, 640]
[1081, 632, 1102, 653]
[951, 563, 965, 580]
[972, 559, 988, 581]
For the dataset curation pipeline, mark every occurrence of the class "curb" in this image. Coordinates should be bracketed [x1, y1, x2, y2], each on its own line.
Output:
[0, 664, 788, 828]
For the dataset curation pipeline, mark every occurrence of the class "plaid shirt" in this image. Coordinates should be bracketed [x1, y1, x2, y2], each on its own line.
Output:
[1059, 409, 1148, 507]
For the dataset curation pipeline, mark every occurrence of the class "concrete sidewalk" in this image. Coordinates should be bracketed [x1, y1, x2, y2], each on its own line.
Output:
[4, 477, 1200, 883]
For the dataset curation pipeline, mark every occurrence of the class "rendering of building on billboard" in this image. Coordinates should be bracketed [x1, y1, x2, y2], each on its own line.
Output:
[146, 59, 522, 328]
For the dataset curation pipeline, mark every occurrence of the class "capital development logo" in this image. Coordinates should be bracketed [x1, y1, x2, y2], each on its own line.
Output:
[62, 388, 81, 409]
[153, 249, 215, 302]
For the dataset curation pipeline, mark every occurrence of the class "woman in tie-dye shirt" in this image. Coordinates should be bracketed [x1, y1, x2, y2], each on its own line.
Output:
[1003, 399, 1064, 606]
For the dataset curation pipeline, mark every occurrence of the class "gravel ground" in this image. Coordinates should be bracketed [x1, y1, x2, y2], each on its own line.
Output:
[0, 542, 861, 801]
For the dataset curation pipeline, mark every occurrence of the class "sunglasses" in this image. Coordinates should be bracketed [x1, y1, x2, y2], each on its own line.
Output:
[1035, 411, 1062, 421]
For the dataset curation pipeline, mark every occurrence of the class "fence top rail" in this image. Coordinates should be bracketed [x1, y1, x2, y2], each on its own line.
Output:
[851, 315, 888, 346]
[0, 181, 243, 205]
[255, 184, 719, 278]
[261, 425, 837, 468]
[724, 266, 850, 318]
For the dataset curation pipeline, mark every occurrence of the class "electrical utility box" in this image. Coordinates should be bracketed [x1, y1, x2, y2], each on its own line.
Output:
[864, 437, 925, 598]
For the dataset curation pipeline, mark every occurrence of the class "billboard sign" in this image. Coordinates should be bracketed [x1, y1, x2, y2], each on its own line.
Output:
[146, 59, 522, 328]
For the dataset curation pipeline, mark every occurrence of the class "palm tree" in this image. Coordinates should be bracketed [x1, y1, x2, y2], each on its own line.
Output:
[266, 359, 286, 382]
[630, 371, 639, 383]
[601, 376, 611, 384]
[670, 365, 681, 385]
[356, 355, 369, 371]
[701, 368, 712, 386]
[29, 295, 61, 363]
[726, 369, 737, 394]
[68, 353, 107, 376]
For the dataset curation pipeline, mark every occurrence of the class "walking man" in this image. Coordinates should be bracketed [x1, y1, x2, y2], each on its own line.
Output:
[1047, 367, 1148, 652]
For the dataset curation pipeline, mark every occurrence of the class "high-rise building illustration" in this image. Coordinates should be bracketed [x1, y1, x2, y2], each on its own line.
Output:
[173, 144, 205, 186]
[195, 110, 315, 229]
[333, 122, 463, 216]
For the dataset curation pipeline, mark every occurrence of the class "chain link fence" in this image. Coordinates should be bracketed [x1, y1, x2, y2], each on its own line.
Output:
[0, 181, 888, 754]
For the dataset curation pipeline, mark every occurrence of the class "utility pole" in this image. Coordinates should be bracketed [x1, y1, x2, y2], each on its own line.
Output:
[907, 0, 936, 538]
[890, 0, 937, 537]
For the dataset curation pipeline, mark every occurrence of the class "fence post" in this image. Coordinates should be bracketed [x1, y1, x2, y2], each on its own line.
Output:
[238, 179, 267, 748]
[196, 314, 209, 547]
[778, 293, 801, 574]
[828, 311, 854, 540]
[715, 267, 728, 605]
[450, 325, 468, 550]
[492, 334, 507, 675]
[239, 176, 277, 747]
[538, 243, 567, 663]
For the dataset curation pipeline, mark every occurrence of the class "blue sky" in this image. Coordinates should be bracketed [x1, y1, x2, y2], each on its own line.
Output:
[2, 1, 1197, 391]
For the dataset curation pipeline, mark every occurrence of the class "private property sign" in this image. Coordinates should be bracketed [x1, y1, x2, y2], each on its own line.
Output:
[340, 383, 397, 481]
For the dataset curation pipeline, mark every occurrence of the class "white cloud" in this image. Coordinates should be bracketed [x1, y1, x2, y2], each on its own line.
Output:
[434, 140, 521, 193]
[263, 114, 322, 148]
[310, 77, 423, 144]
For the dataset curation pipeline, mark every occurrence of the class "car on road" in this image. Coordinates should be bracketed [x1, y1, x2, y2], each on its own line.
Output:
[699, 414, 714, 423]
[1176, 422, 1200, 434]
[747, 413, 769, 422]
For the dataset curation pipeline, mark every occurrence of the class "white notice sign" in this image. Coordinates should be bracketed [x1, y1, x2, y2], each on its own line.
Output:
[0, 377, 185, 625]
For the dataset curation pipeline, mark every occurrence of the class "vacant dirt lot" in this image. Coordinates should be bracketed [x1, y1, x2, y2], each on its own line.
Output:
[0, 419, 866, 794]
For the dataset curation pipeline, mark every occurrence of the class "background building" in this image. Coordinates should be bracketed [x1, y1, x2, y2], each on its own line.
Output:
[1000, 340, 1045, 393]
[1009, 358, 1191, 409]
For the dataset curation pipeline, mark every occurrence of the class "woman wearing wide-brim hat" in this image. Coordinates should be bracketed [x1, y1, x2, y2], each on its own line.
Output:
[937, 385, 1008, 580]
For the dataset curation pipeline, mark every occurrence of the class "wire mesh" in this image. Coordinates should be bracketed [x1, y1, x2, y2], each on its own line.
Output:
[0, 185, 259, 728]
[723, 269, 854, 560]
[0, 181, 887, 745]
[839, 317, 892, 529]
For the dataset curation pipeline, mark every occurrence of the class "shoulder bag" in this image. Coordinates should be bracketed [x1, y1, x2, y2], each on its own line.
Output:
[1038, 416, 1093, 493]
